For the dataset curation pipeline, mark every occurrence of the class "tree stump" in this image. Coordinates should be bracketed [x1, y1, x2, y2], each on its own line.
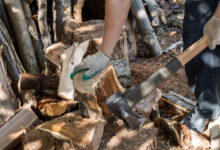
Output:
[73, 64, 125, 120]
[23, 115, 105, 150]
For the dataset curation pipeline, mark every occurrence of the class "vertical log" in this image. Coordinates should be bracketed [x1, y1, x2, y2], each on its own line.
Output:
[73, 0, 85, 23]
[0, 45, 19, 124]
[130, 0, 162, 57]
[3, 0, 40, 73]
[0, 20, 25, 91]
[21, 0, 45, 71]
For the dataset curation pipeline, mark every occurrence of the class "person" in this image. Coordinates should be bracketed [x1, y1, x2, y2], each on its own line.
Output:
[73, 0, 220, 133]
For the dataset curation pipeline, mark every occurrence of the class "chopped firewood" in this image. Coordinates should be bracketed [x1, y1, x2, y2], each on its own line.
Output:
[73, 0, 85, 23]
[207, 116, 220, 150]
[37, 98, 78, 117]
[0, 45, 19, 124]
[0, 106, 39, 150]
[134, 89, 162, 115]
[73, 20, 129, 60]
[45, 43, 67, 68]
[73, 64, 125, 120]
[162, 91, 196, 113]
[99, 118, 157, 150]
[154, 117, 210, 149]
[23, 115, 105, 150]
[3, 0, 40, 73]
[58, 40, 89, 100]
[18, 73, 59, 92]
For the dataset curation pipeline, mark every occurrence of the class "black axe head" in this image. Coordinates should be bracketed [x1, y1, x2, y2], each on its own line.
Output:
[106, 92, 146, 130]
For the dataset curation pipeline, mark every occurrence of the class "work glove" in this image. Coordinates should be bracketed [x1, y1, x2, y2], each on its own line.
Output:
[203, 16, 220, 50]
[71, 50, 110, 80]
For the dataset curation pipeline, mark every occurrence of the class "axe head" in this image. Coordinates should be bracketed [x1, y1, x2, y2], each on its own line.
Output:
[106, 92, 146, 130]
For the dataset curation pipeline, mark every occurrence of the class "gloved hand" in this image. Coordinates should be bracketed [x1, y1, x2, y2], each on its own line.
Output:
[71, 50, 110, 80]
[203, 16, 220, 50]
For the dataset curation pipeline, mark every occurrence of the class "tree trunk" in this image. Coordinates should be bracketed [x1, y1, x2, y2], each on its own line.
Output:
[0, 45, 19, 125]
[0, 20, 25, 91]
[23, 115, 105, 150]
[3, 0, 40, 73]
[130, 0, 162, 57]
[21, 0, 45, 71]
[73, 64, 125, 120]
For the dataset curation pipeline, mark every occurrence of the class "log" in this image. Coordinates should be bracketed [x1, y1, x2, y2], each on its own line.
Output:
[162, 91, 196, 113]
[54, 0, 79, 44]
[73, 0, 85, 23]
[45, 42, 67, 68]
[0, 45, 19, 124]
[207, 116, 220, 150]
[58, 41, 89, 100]
[73, 64, 125, 120]
[154, 117, 210, 149]
[143, 0, 166, 26]
[23, 115, 105, 150]
[37, 98, 78, 117]
[134, 89, 162, 114]
[99, 118, 157, 150]
[21, 0, 45, 70]
[18, 73, 59, 94]
[0, 20, 25, 91]
[73, 20, 129, 60]
[130, 0, 162, 57]
[0, 106, 39, 150]
[3, 0, 40, 73]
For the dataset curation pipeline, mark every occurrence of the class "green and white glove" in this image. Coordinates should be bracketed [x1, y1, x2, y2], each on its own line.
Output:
[203, 16, 220, 50]
[71, 51, 110, 80]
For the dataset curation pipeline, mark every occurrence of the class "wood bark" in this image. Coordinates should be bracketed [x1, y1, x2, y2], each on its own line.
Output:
[73, 64, 125, 120]
[21, 0, 45, 71]
[3, 0, 40, 73]
[37, 98, 78, 118]
[54, 0, 79, 44]
[74, 20, 129, 60]
[0, 45, 19, 124]
[130, 0, 162, 57]
[23, 115, 105, 150]
[0, 106, 39, 150]
[0, 20, 25, 91]
[58, 41, 89, 100]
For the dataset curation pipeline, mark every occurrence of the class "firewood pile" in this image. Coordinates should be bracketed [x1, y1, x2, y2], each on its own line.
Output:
[0, 0, 219, 150]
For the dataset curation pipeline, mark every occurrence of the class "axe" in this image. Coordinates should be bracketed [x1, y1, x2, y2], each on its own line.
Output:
[106, 35, 208, 129]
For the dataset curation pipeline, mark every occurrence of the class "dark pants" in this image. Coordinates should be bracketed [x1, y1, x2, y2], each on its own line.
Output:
[183, 0, 220, 119]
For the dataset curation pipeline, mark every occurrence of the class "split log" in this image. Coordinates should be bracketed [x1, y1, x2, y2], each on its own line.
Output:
[0, 45, 19, 124]
[134, 89, 162, 115]
[130, 0, 162, 57]
[73, 0, 85, 23]
[21, 0, 45, 70]
[18, 73, 59, 97]
[0, 106, 39, 150]
[23, 115, 105, 150]
[54, 0, 79, 44]
[207, 116, 220, 150]
[143, 0, 166, 26]
[58, 41, 89, 100]
[37, 98, 78, 117]
[0, 20, 25, 91]
[73, 20, 129, 60]
[99, 118, 157, 150]
[110, 59, 132, 88]
[3, 0, 40, 73]
[154, 117, 210, 149]
[162, 91, 196, 113]
[45, 43, 67, 68]
[73, 64, 125, 120]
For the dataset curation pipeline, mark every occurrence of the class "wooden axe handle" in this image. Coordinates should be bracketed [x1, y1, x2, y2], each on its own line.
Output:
[123, 35, 208, 106]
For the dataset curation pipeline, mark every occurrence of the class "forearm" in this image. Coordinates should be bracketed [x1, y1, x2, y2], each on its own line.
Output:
[215, 2, 220, 18]
[102, 0, 131, 57]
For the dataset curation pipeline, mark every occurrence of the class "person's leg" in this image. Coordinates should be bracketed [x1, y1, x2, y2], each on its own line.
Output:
[182, 0, 220, 133]
[101, 0, 130, 57]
